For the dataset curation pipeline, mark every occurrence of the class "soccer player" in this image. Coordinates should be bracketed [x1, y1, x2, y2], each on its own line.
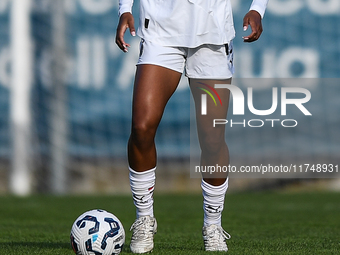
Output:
[116, 0, 268, 253]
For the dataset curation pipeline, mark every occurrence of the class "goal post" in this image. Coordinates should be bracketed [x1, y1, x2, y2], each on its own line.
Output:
[9, 0, 33, 195]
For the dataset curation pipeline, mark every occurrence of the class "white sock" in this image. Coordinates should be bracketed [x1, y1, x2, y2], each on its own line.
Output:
[201, 178, 228, 226]
[129, 167, 156, 218]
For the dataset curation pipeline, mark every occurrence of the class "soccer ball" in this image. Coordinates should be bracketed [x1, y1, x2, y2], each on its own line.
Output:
[70, 209, 125, 255]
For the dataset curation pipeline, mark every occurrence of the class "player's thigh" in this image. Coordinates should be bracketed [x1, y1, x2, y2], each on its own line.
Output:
[190, 79, 231, 119]
[187, 42, 233, 138]
[132, 64, 182, 130]
[189, 79, 231, 145]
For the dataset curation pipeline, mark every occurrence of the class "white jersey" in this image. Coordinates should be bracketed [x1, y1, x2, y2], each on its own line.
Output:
[119, 0, 268, 48]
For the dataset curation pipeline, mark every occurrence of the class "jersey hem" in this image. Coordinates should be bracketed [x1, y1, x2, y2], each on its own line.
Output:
[137, 32, 236, 48]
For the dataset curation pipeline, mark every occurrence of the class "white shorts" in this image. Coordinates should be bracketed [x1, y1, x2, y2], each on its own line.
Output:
[137, 39, 234, 79]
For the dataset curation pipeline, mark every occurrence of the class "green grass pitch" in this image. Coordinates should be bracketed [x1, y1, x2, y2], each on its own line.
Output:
[0, 192, 339, 254]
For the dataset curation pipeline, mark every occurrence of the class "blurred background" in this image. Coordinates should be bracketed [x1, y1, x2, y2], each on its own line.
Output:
[0, 0, 339, 195]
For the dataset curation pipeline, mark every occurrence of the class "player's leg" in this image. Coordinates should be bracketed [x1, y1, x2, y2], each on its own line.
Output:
[187, 42, 234, 251]
[129, 64, 181, 254]
[128, 64, 182, 172]
[189, 77, 231, 218]
[190, 78, 232, 251]
[189, 78, 231, 183]
[128, 38, 184, 217]
[129, 62, 181, 216]
[128, 39, 184, 254]
[128, 40, 185, 254]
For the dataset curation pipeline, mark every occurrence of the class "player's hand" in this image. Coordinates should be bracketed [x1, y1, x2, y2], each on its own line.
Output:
[242, 10, 263, 43]
[116, 12, 136, 52]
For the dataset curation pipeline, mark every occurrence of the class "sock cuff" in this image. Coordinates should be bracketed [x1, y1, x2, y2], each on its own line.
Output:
[201, 177, 229, 195]
[129, 166, 156, 175]
[129, 167, 156, 181]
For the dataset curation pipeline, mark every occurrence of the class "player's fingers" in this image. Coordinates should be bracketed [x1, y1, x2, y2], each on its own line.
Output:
[128, 18, 136, 37]
[243, 15, 255, 41]
[243, 31, 261, 42]
[115, 31, 129, 52]
[242, 10, 263, 43]
[115, 13, 134, 52]
[115, 23, 129, 52]
[243, 16, 250, 32]
[243, 16, 263, 42]
[243, 24, 262, 42]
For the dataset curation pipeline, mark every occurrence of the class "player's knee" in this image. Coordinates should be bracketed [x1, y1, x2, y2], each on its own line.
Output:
[200, 132, 226, 155]
[130, 121, 157, 147]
